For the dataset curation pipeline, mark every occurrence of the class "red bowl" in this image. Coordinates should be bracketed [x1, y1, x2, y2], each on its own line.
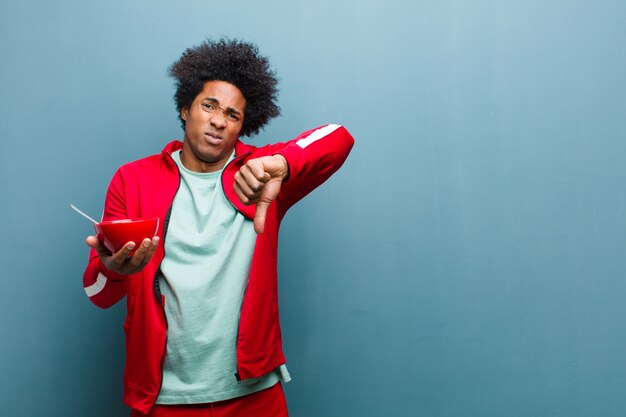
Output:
[94, 217, 159, 254]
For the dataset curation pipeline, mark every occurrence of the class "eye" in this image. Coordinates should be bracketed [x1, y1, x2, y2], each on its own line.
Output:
[226, 112, 240, 121]
[202, 103, 215, 111]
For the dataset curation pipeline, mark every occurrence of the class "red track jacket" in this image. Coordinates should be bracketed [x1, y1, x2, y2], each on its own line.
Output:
[82, 124, 354, 414]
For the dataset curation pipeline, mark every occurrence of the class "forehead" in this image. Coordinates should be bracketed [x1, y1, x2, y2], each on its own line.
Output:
[196, 80, 246, 111]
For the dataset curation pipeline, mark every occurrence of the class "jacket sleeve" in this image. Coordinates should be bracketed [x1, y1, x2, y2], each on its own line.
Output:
[273, 124, 354, 210]
[82, 169, 132, 309]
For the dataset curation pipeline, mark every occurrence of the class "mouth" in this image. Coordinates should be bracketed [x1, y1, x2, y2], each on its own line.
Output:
[204, 132, 223, 144]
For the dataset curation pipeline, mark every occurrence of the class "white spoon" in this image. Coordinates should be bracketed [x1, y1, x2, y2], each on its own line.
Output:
[69, 203, 99, 224]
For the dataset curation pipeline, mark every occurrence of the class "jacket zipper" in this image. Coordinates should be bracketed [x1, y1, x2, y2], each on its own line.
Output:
[157, 150, 251, 384]
[221, 151, 251, 383]
[221, 151, 251, 213]
[156, 149, 251, 384]
[153, 151, 181, 396]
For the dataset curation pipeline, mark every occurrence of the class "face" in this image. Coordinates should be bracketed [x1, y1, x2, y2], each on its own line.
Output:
[180, 80, 246, 172]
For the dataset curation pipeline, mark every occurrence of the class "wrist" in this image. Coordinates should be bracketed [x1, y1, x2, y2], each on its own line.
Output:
[273, 154, 290, 181]
[99, 260, 129, 282]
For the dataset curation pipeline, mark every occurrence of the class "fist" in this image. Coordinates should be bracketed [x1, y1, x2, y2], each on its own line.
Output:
[233, 154, 289, 234]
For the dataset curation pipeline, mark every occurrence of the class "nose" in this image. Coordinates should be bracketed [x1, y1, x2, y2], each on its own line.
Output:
[209, 112, 227, 129]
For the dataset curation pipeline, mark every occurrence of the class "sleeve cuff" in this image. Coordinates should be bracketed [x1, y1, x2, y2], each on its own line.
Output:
[274, 143, 309, 181]
[99, 262, 129, 282]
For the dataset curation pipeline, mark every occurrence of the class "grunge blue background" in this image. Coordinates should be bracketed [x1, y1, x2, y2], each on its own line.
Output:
[1, 1, 625, 416]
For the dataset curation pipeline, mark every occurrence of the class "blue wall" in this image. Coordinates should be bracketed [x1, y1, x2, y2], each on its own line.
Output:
[2, 1, 626, 416]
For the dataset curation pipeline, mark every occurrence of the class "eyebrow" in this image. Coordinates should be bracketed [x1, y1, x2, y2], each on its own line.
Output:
[203, 97, 243, 115]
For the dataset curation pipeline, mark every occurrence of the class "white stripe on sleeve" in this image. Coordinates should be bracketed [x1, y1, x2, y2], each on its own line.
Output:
[85, 273, 107, 297]
[296, 124, 342, 149]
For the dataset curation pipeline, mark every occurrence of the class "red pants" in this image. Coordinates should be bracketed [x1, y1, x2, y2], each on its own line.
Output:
[130, 383, 289, 417]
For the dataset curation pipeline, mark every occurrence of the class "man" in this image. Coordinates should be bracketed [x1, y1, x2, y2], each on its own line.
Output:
[82, 38, 354, 416]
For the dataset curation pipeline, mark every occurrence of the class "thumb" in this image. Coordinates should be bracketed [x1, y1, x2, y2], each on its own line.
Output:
[254, 203, 268, 235]
[253, 180, 282, 234]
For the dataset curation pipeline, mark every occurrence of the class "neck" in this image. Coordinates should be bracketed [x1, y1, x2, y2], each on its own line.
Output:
[179, 148, 232, 173]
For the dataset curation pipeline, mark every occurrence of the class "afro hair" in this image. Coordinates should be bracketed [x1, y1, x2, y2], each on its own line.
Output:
[169, 38, 280, 137]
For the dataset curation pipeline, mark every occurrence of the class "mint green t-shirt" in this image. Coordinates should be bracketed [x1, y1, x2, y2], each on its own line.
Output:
[156, 150, 290, 405]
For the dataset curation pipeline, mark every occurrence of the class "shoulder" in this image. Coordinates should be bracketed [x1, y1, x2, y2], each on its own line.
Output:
[119, 153, 162, 172]
[117, 140, 181, 175]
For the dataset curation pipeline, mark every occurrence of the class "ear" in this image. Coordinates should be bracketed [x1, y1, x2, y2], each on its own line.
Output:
[181, 107, 188, 121]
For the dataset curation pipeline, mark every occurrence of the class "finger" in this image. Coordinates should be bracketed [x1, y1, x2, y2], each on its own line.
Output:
[86, 235, 107, 251]
[129, 236, 160, 269]
[233, 181, 262, 205]
[140, 236, 160, 265]
[253, 180, 282, 234]
[110, 241, 137, 265]
[234, 171, 261, 200]
[86, 236, 113, 258]
[128, 238, 152, 267]
[247, 159, 273, 181]
[254, 202, 268, 234]
[240, 163, 270, 192]
[236, 164, 270, 200]
[85, 235, 99, 247]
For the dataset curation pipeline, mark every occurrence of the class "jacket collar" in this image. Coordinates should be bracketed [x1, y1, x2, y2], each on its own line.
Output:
[160, 139, 258, 220]
[161, 139, 256, 158]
